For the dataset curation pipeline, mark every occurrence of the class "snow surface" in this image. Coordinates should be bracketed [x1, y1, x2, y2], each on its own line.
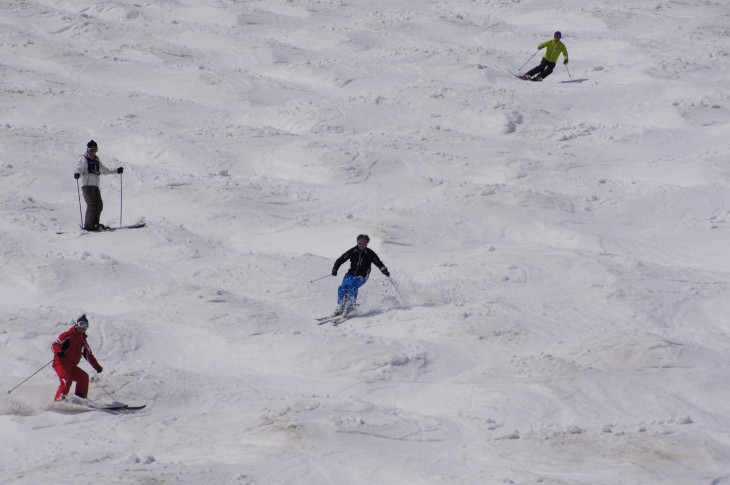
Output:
[2, 0, 730, 483]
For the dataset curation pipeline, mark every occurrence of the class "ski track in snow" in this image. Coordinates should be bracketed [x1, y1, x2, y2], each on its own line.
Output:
[2, 0, 730, 483]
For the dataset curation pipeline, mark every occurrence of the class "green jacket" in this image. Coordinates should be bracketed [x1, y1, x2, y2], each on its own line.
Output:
[538, 39, 568, 63]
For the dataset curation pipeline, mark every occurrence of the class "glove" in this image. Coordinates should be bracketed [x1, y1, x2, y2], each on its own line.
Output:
[564, 59, 569, 65]
[74, 173, 80, 180]
[331, 269, 337, 276]
[381, 267, 390, 277]
[95, 366, 103, 373]
[117, 167, 124, 174]
[56, 351, 66, 358]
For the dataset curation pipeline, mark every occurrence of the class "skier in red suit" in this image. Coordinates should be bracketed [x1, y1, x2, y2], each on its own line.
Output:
[51, 314, 103, 402]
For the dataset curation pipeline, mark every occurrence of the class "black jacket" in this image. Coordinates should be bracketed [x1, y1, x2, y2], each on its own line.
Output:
[333, 247, 386, 278]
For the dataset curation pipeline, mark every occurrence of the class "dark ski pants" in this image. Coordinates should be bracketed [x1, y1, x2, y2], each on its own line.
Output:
[337, 273, 367, 309]
[82, 185, 103, 230]
[54, 364, 90, 401]
[526, 58, 556, 80]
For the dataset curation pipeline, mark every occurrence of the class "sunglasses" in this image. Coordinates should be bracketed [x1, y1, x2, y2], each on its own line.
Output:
[357, 241, 368, 246]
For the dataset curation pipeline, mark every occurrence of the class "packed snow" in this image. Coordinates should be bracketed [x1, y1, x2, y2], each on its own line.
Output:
[2, 0, 730, 483]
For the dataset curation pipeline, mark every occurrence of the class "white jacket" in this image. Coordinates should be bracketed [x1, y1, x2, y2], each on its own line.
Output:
[76, 153, 117, 187]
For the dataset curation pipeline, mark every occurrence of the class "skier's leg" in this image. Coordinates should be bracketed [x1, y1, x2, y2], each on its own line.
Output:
[94, 188, 104, 228]
[349, 276, 367, 304]
[343, 276, 367, 311]
[536, 61, 556, 80]
[336, 274, 354, 312]
[337, 274, 352, 305]
[525, 59, 548, 78]
[82, 186, 103, 230]
[338, 274, 367, 311]
[524, 63, 542, 77]
[81, 186, 95, 230]
[53, 365, 72, 401]
[341, 274, 357, 309]
[71, 367, 90, 398]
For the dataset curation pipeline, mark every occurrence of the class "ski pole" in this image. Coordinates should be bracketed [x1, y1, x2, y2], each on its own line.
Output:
[76, 178, 83, 227]
[518, 50, 538, 72]
[7, 360, 53, 394]
[565, 63, 573, 79]
[387, 276, 404, 301]
[310, 274, 333, 283]
[93, 374, 116, 401]
[119, 172, 123, 227]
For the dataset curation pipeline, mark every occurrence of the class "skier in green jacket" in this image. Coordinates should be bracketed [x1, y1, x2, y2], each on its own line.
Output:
[521, 31, 569, 82]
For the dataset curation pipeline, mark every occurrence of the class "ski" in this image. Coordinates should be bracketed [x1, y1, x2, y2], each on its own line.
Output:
[51, 398, 146, 413]
[97, 222, 147, 232]
[94, 404, 129, 411]
[315, 313, 342, 325]
[317, 315, 341, 325]
[316, 314, 339, 322]
[56, 222, 146, 235]
[510, 71, 543, 81]
[84, 403, 146, 412]
[316, 300, 362, 325]
[331, 314, 351, 326]
[101, 404, 146, 411]
[317, 311, 355, 326]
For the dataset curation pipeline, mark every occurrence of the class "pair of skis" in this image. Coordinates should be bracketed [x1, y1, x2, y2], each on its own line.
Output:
[52, 399, 146, 413]
[315, 311, 354, 326]
[511, 72, 541, 82]
[91, 403, 147, 412]
[84, 222, 147, 233]
[92, 222, 147, 232]
[56, 222, 146, 235]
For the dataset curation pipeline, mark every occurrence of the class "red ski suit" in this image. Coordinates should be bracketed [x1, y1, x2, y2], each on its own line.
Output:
[51, 326, 102, 401]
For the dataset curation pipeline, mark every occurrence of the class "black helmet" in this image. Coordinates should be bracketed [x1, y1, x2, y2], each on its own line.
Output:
[87, 140, 98, 149]
[554, 31, 562, 37]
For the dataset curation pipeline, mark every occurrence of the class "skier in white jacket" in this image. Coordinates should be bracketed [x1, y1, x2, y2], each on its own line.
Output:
[74, 140, 123, 231]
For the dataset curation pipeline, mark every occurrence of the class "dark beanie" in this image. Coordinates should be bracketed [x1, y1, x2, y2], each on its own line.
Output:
[554, 31, 562, 37]
[87, 140, 98, 149]
[76, 314, 88, 324]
